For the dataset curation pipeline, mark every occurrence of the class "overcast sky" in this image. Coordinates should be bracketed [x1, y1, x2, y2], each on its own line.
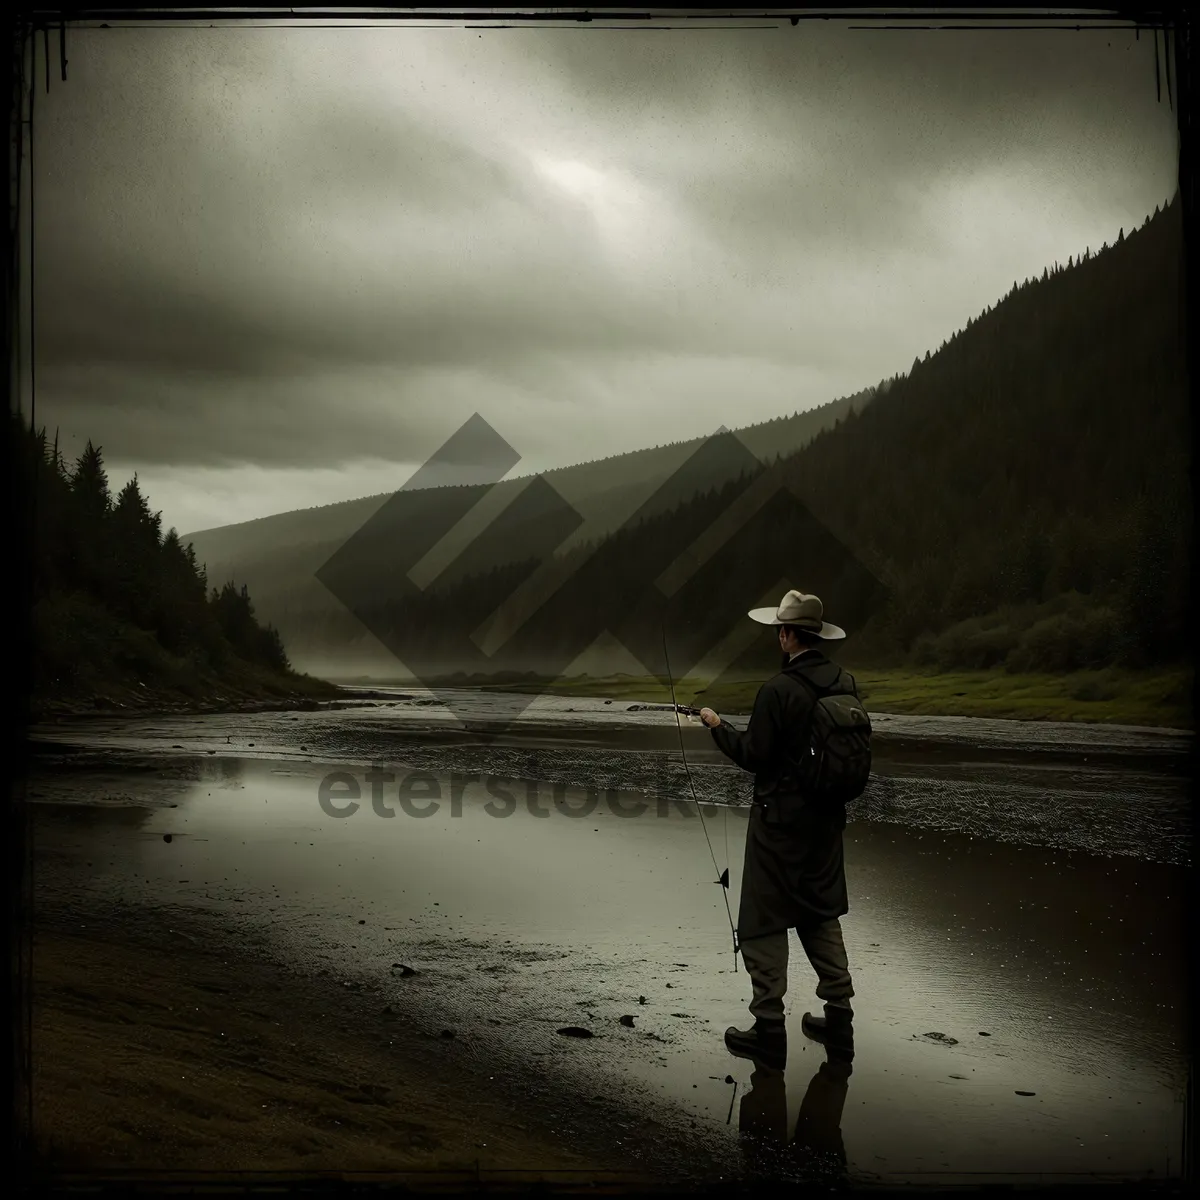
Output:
[25, 16, 1179, 536]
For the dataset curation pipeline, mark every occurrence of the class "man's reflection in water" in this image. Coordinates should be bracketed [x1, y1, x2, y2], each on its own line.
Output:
[738, 1046, 853, 1185]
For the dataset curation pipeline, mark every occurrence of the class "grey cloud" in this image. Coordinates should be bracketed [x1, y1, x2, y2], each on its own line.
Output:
[29, 22, 1176, 485]
[43, 365, 435, 470]
[264, 94, 530, 219]
[37, 33, 734, 402]
[525, 24, 1161, 130]
[38, 239, 694, 383]
[527, 29, 1169, 176]
[608, 29, 1170, 257]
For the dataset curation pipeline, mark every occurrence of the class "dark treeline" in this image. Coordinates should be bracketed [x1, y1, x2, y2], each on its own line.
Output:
[781, 194, 1190, 673]
[337, 194, 1189, 681]
[14, 417, 300, 706]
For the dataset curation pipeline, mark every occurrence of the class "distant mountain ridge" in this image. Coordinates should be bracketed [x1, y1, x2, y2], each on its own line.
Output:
[187, 194, 1187, 682]
[183, 386, 879, 668]
[183, 386, 876, 541]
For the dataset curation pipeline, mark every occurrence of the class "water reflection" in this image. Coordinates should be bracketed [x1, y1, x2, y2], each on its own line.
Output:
[739, 1047, 853, 1184]
[218, 756, 243, 785]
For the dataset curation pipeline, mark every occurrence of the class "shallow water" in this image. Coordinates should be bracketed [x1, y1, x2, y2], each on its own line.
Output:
[36, 683, 1196, 754]
[28, 694, 1191, 1185]
[32, 687, 1192, 866]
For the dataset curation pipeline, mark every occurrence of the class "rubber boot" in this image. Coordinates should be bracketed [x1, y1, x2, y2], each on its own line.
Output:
[800, 1003, 854, 1062]
[724, 1018, 787, 1069]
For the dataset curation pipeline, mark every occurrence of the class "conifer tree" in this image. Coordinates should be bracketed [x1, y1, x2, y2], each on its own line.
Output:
[14, 414, 302, 702]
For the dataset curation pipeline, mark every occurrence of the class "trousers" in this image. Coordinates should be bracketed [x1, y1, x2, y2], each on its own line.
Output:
[739, 917, 854, 1024]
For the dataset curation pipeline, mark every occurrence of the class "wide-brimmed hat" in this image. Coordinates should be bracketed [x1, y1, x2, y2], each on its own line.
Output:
[748, 590, 846, 640]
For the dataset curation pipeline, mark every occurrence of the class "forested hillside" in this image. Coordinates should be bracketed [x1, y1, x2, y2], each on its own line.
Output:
[789, 194, 1189, 675]
[13, 418, 336, 716]
[307, 194, 1188, 685]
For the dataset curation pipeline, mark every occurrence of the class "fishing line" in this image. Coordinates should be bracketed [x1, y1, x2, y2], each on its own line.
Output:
[660, 622, 738, 966]
[723, 778, 730, 887]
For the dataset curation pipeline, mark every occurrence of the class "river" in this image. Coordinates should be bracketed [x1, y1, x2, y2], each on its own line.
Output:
[28, 688, 1192, 1186]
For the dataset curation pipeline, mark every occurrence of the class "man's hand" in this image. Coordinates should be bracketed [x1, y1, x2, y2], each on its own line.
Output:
[699, 707, 722, 728]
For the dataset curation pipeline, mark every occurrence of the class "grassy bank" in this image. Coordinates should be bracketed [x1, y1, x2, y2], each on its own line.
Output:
[484, 665, 1193, 730]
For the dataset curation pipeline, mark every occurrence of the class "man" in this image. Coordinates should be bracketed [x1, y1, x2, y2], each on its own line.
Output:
[699, 590, 861, 1068]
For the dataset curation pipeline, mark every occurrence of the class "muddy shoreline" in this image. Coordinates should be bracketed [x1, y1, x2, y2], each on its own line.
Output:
[28, 687, 395, 725]
[28, 878, 736, 1190]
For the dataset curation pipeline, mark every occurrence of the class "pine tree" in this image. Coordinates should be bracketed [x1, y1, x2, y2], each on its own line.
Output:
[70, 441, 110, 520]
[111, 476, 164, 626]
[65, 441, 113, 595]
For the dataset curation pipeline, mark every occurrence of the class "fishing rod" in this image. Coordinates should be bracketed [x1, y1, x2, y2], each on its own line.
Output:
[660, 624, 739, 968]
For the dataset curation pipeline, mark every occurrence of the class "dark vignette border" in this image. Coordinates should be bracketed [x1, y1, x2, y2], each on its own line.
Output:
[5, 4, 1195, 1195]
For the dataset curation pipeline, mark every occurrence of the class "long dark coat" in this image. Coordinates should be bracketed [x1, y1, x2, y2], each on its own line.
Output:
[710, 649, 857, 942]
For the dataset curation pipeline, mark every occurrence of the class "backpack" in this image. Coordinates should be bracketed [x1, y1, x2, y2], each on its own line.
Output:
[786, 668, 873, 808]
